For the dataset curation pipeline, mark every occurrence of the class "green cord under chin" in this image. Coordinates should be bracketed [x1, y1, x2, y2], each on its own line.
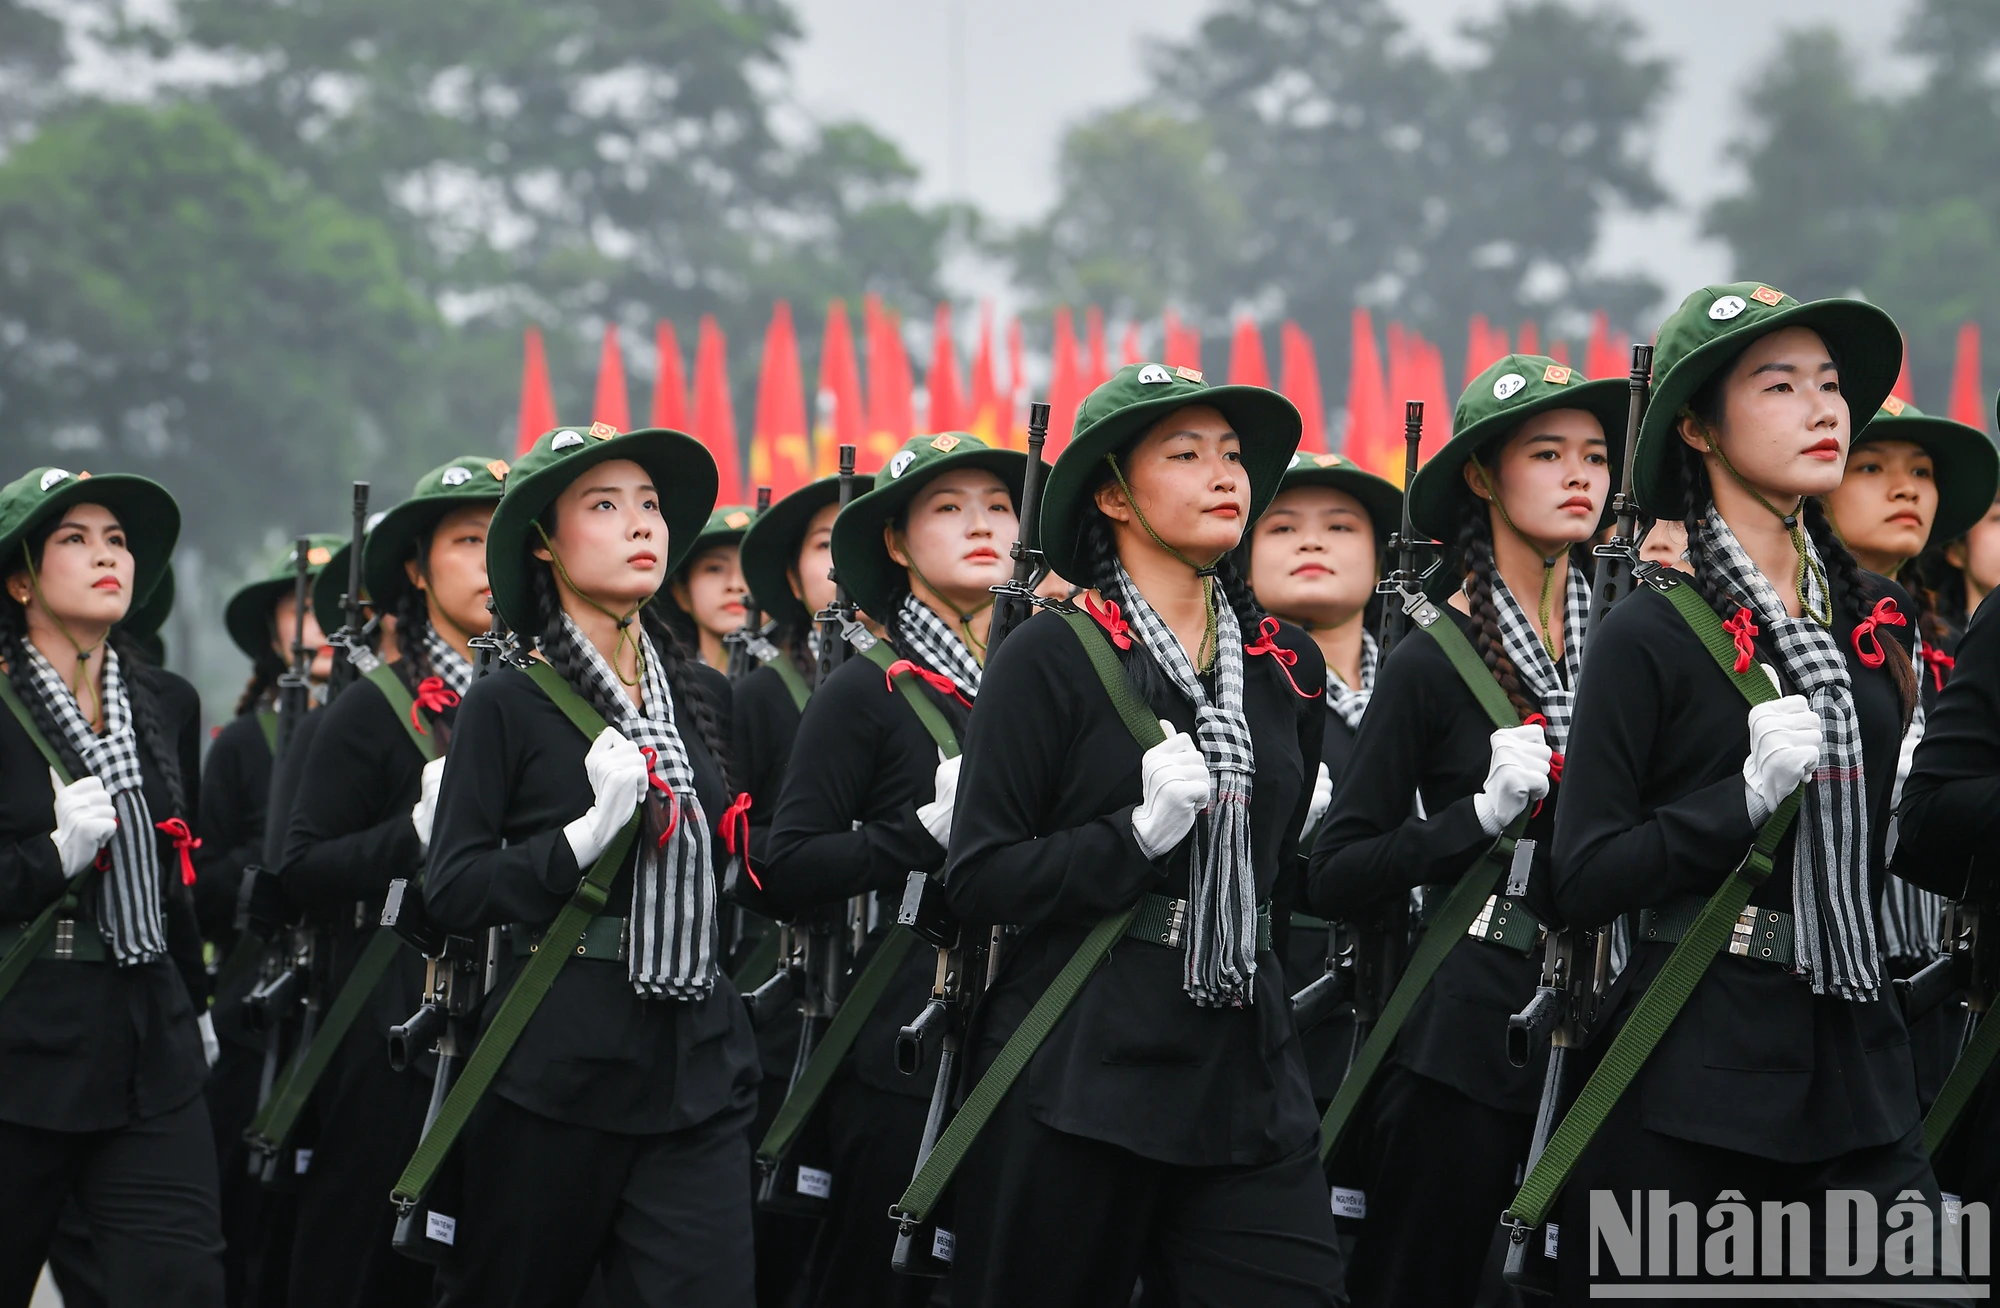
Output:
[1700, 433, 1832, 627]
[903, 552, 994, 661]
[22, 542, 108, 728]
[1468, 458, 1563, 662]
[534, 523, 647, 686]
[1102, 455, 1221, 670]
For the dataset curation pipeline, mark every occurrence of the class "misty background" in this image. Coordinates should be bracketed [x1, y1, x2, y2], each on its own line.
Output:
[1, 0, 1991, 724]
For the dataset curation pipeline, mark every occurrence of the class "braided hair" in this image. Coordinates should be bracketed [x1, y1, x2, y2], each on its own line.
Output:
[1453, 501, 1538, 721]
[234, 652, 283, 717]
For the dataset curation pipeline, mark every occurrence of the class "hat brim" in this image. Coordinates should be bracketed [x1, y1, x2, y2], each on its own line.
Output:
[831, 449, 1030, 623]
[487, 429, 718, 634]
[1273, 466, 1405, 552]
[1407, 377, 1632, 544]
[1041, 385, 1302, 581]
[1858, 414, 2000, 544]
[362, 492, 504, 615]
[740, 478, 844, 629]
[1635, 298, 1904, 513]
[1, 474, 179, 619]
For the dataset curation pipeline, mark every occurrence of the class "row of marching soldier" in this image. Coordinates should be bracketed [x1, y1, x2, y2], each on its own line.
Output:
[2, 276, 1999, 1306]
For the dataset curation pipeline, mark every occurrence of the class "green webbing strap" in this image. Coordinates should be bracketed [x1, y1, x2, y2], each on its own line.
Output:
[257, 710, 278, 755]
[362, 664, 442, 763]
[858, 642, 961, 759]
[245, 927, 403, 1153]
[1503, 575, 1803, 1229]
[756, 927, 917, 1164]
[1317, 605, 1527, 1160]
[1925, 1006, 2000, 1153]
[889, 609, 1159, 1225]
[762, 654, 812, 714]
[0, 675, 94, 1007]
[389, 661, 639, 1212]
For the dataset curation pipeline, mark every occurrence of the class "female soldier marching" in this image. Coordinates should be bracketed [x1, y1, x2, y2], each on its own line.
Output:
[759, 431, 1023, 1307]
[275, 454, 509, 1307]
[657, 505, 754, 674]
[941, 363, 1340, 1305]
[1547, 283, 1937, 1298]
[1309, 355, 1625, 1305]
[422, 423, 760, 1306]
[0, 466, 222, 1304]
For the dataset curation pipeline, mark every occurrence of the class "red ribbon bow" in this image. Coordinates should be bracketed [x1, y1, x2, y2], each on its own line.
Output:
[884, 659, 971, 708]
[1921, 644, 1955, 692]
[1083, 592, 1131, 651]
[1851, 596, 1907, 669]
[719, 792, 761, 890]
[153, 818, 201, 886]
[1243, 616, 1318, 699]
[1723, 607, 1760, 674]
[1520, 713, 1564, 818]
[636, 745, 681, 847]
[410, 676, 461, 735]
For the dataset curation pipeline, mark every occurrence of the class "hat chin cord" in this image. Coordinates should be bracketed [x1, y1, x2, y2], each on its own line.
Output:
[19, 542, 110, 729]
[1468, 457, 1566, 662]
[897, 536, 994, 661]
[1101, 454, 1220, 672]
[534, 523, 648, 687]
[1697, 428, 1832, 627]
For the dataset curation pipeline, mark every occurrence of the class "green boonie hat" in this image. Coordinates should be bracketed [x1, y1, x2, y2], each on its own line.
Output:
[225, 533, 344, 662]
[740, 476, 873, 628]
[1407, 354, 1631, 543]
[1859, 397, 2000, 543]
[1273, 451, 1404, 550]
[363, 454, 511, 615]
[1040, 362, 1301, 580]
[487, 422, 718, 634]
[830, 433, 1029, 622]
[0, 467, 180, 614]
[1634, 281, 1902, 512]
[682, 504, 757, 569]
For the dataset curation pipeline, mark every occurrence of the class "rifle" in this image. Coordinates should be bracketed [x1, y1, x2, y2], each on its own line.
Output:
[1375, 402, 1435, 658]
[1502, 343, 1652, 1296]
[985, 401, 1052, 662]
[327, 482, 372, 697]
[271, 536, 314, 760]
[724, 486, 774, 682]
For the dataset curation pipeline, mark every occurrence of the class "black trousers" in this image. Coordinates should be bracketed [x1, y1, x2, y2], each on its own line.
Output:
[949, 1081, 1342, 1308]
[0, 1094, 225, 1308]
[1553, 1091, 1952, 1305]
[1331, 1063, 1531, 1308]
[207, 1036, 295, 1308]
[286, 1031, 434, 1308]
[801, 1074, 934, 1308]
[751, 1073, 815, 1308]
[433, 1094, 756, 1308]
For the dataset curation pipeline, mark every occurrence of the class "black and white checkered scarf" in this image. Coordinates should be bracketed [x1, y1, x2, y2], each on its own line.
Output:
[895, 593, 983, 697]
[1697, 508, 1881, 1000]
[1324, 630, 1377, 733]
[418, 625, 474, 697]
[23, 644, 168, 965]
[1114, 563, 1259, 1007]
[551, 613, 717, 1000]
[1488, 565, 1588, 753]
[1880, 632, 1943, 963]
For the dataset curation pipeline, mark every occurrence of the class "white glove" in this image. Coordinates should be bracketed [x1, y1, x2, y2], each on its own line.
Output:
[410, 757, 446, 852]
[1131, 719, 1213, 859]
[562, 728, 648, 868]
[197, 1011, 220, 1068]
[1300, 762, 1333, 841]
[916, 753, 961, 848]
[1472, 724, 1553, 836]
[48, 768, 117, 879]
[1742, 694, 1821, 825]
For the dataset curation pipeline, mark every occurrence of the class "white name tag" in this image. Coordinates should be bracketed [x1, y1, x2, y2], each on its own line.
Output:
[427, 1211, 457, 1245]
[1330, 1186, 1366, 1220]
[796, 1166, 833, 1200]
[931, 1228, 955, 1262]
[294, 1148, 313, 1175]
[1545, 1222, 1560, 1259]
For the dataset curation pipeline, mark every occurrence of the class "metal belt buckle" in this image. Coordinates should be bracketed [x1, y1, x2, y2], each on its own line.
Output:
[1161, 898, 1187, 948]
[1466, 895, 1498, 941]
[1729, 905, 1758, 957]
[53, 919, 74, 961]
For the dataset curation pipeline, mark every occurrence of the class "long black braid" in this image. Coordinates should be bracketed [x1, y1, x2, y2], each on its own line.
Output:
[392, 582, 434, 695]
[1454, 503, 1538, 722]
[233, 652, 283, 717]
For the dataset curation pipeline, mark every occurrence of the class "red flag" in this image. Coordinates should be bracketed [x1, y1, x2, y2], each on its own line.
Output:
[1005, 317, 1026, 449]
[1465, 314, 1492, 388]
[1949, 323, 1984, 430]
[1048, 307, 1086, 453]
[1120, 323, 1142, 367]
[1278, 321, 1325, 453]
[1891, 333, 1915, 404]
[814, 299, 866, 476]
[1342, 308, 1392, 476]
[691, 315, 743, 503]
[749, 301, 812, 499]
[864, 295, 914, 469]
[650, 321, 688, 430]
[591, 324, 631, 431]
[967, 304, 1002, 446]
[516, 327, 556, 455]
[1516, 321, 1540, 357]
[1081, 306, 1106, 388]
[1418, 335, 1452, 464]
[1584, 311, 1617, 379]
[925, 302, 965, 433]
[1164, 310, 1202, 372]
[1228, 317, 1270, 387]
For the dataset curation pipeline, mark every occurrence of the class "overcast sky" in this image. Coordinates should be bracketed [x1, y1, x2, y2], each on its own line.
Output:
[786, 0, 1914, 317]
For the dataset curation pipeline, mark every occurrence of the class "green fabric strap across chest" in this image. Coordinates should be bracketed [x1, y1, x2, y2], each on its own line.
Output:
[1504, 572, 1803, 1232]
[257, 709, 278, 755]
[1317, 600, 1531, 1161]
[390, 660, 640, 1214]
[761, 653, 812, 714]
[859, 641, 961, 759]
[362, 664, 441, 763]
[0, 673, 102, 1008]
[891, 609, 1160, 1228]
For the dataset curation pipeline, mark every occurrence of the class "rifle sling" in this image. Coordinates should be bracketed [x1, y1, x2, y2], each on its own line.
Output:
[1317, 601, 1529, 1161]
[390, 661, 639, 1212]
[858, 642, 961, 759]
[1924, 997, 2000, 1153]
[761, 653, 812, 714]
[245, 927, 403, 1154]
[1504, 572, 1803, 1231]
[890, 608, 1159, 1226]
[361, 664, 443, 764]
[0, 673, 100, 1008]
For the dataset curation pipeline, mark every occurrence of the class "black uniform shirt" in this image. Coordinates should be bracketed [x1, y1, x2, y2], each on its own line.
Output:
[1555, 577, 1918, 1162]
[195, 709, 273, 1052]
[1272, 707, 1358, 1100]
[0, 663, 208, 1131]
[425, 661, 759, 1135]
[732, 662, 806, 869]
[1307, 605, 1556, 1116]
[944, 608, 1324, 1168]
[1897, 594, 2000, 894]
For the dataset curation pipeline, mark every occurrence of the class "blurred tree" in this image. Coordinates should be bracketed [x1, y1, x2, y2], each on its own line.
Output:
[0, 0, 66, 140]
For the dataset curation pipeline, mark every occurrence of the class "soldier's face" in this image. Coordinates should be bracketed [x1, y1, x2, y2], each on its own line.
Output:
[787, 502, 840, 618]
[10, 503, 133, 633]
[1467, 409, 1609, 552]
[670, 544, 748, 641]
[415, 505, 495, 641]
[1247, 485, 1377, 628]
[1095, 406, 1249, 567]
[535, 459, 665, 611]
[1682, 326, 1849, 501]
[270, 593, 333, 683]
[886, 469, 1017, 611]
[1821, 439, 1936, 577]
